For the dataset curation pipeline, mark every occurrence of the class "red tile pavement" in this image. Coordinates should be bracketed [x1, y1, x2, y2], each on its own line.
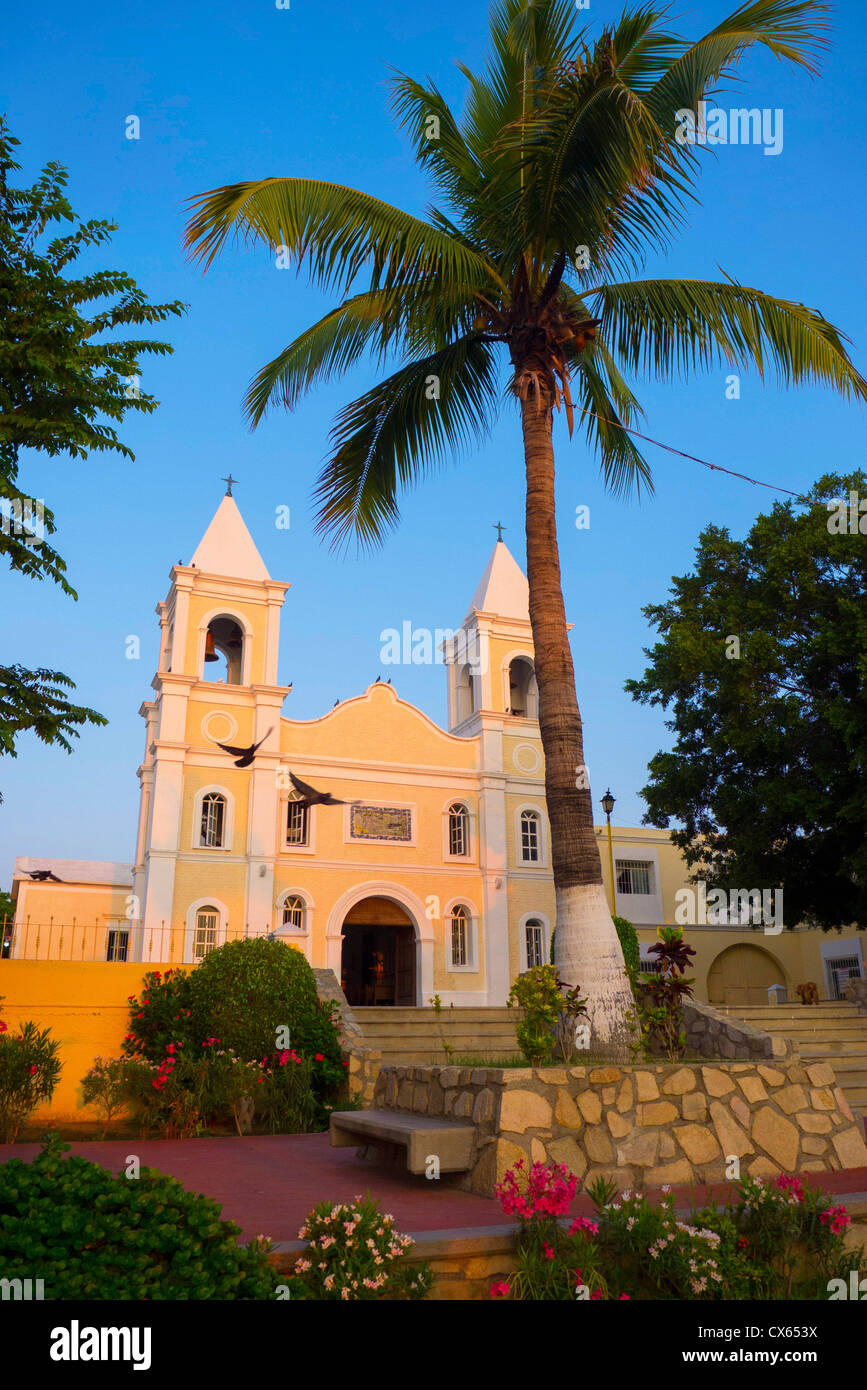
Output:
[3, 1134, 866, 1244]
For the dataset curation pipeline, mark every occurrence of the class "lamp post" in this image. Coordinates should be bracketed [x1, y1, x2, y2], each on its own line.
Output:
[601, 788, 616, 914]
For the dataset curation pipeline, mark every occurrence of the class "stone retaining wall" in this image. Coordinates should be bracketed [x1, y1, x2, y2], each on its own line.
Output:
[683, 999, 792, 1059]
[373, 1059, 867, 1195]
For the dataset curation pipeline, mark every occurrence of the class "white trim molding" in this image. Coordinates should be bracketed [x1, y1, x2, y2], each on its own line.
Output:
[196, 607, 255, 686]
[183, 896, 230, 964]
[514, 801, 549, 868]
[441, 796, 476, 863]
[443, 895, 480, 973]
[274, 886, 313, 937]
[325, 880, 433, 1004]
[518, 910, 552, 972]
[191, 785, 235, 852]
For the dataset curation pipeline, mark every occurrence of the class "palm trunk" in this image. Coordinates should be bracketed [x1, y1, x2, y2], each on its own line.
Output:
[520, 394, 633, 1057]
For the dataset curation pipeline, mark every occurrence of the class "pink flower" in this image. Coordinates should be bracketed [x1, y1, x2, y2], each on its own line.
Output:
[29, 1064, 38, 1074]
[543, 1243, 555, 1260]
[619, 1293, 631, 1300]
[569, 1217, 599, 1239]
[489, 1281, 510, 1298]
[315, 1053, 324, 1061]
[0, 1021, 7, 1033]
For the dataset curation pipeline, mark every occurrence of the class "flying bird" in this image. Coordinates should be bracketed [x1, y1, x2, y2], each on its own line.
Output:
[288, 772, 359, 808]
[28, 869, 63, 882]
[216, 728, 274, 768]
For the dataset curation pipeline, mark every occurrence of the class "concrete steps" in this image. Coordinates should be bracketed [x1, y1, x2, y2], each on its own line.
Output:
[353, 1007, 525, 1065]
[721, 1002, 867, 1120]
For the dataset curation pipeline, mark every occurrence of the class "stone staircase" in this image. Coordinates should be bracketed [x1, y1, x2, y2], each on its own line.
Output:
[354, 1007, 524, 1066]
[722, 1001, 867, 1121]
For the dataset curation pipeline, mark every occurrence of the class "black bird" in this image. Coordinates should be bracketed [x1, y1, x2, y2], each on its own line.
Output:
[375, 675, 380, 682]
[28, 869, 63, 882]
[288, 772, 359, 808]
[333, 698, 340, 706]
[216, 727, 274, 768]
[387, 677, 392, 685]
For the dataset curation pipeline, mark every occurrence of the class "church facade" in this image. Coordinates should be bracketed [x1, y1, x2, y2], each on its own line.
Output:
[9, 493, 866, 1009]
[12, 492, 557, 1006]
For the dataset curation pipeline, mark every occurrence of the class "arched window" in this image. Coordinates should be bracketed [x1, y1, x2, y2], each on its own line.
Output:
[525, 918, 546, 968]
[508, 657, 538, 719]
[456, 664, 475, 722]
[193, 906, 219, 961]
[282, 895, 305, 931]
[286, 797, 309, 846]
[200, 793, 226, 848]
[520, 809, 540, 863]
[450, 905, 471, 969]
[448, 802, 469, 857]
[202, 616, 245, 684]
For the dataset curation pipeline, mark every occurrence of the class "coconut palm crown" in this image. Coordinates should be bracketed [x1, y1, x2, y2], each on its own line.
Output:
[185, 0, 867, 1053]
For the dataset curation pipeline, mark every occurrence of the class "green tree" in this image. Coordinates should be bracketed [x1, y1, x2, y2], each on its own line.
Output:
[0, 118, 184, 785]
[626, 472, 867, 932]
[184, 1, 867, 1052]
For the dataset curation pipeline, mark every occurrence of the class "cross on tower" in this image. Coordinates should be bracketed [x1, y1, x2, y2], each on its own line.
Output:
[493, 520, 507, 542]
[221, 474, 239, 497]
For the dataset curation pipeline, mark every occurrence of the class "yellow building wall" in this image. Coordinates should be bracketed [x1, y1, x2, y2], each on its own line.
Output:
[0, 961, 168, 1122]
[10, 883, 132, 961]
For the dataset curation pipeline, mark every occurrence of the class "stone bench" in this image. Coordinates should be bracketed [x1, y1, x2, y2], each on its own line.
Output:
[329, 1108, 476, 1175]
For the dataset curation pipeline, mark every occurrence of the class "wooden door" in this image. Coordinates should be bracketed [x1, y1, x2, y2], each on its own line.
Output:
[395, 927, 416, 1006]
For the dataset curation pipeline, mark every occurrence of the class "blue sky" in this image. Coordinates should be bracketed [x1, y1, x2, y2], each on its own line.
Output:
[2, 0, 866, 887]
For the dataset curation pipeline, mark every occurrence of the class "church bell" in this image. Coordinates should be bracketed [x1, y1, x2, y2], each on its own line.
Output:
[204, 630, 219, 662]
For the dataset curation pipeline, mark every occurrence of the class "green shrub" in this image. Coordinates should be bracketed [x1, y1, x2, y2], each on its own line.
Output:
[79, 1058, 128, 1135]
[287, 1194, 430, 1300]
[508, 965, 563, 1064]
[123, 941, 345, 1127]
[0, 1017, 62, 1143]
[613, 915, 639, 976]
[188, 937, 341, 1071]
[0, 1133, 275, 1298]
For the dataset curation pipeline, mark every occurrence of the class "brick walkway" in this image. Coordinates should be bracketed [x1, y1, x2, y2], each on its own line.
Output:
[3, 1133, 867, 1243]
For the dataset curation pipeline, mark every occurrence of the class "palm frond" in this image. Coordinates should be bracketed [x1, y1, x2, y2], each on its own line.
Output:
[589, 276, 867, 400]
[313, 338, 499, 551]
[183, 178, 498, 298]
[646, 0, 831, 137]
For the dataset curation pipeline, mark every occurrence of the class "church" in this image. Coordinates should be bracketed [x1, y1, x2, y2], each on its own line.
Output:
[11, 490, 866, 1012]
[11, 487, 557, 1007]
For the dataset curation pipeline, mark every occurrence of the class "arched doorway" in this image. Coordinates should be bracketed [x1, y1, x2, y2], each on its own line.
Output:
[340, 896, 416, 1006]
[707, 944, 785, 1006]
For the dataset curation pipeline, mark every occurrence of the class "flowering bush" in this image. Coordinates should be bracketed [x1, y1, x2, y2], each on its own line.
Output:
[121, 942, 345, 1129]
[491, 1160, 616, 1301]
[79, 1057, 128, 1135]
[0, 1015, 62, 1143]
[121, 969, 196, 1062]
[286, 1195, 430, 1300]
[589, 1171, 863, 1300]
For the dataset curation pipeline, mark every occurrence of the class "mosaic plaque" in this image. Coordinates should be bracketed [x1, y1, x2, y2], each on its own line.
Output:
[350, 805, 412, 842]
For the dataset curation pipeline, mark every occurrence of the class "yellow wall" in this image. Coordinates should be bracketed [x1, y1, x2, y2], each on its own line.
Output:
[0, 961, 169, 1122]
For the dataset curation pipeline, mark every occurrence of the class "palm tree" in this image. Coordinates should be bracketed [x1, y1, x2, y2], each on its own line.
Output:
[185, 0, 867, 1054]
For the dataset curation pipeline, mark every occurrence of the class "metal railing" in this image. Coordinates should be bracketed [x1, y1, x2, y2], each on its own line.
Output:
[0, 917, 281, 964]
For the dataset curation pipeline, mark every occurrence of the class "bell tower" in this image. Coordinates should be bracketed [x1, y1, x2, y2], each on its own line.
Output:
[447, 535, 544, 1003]
[133, 485, 291, 959]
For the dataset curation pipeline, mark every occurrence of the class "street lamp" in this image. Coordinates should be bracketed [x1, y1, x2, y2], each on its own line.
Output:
[601, 789, 616, 913]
